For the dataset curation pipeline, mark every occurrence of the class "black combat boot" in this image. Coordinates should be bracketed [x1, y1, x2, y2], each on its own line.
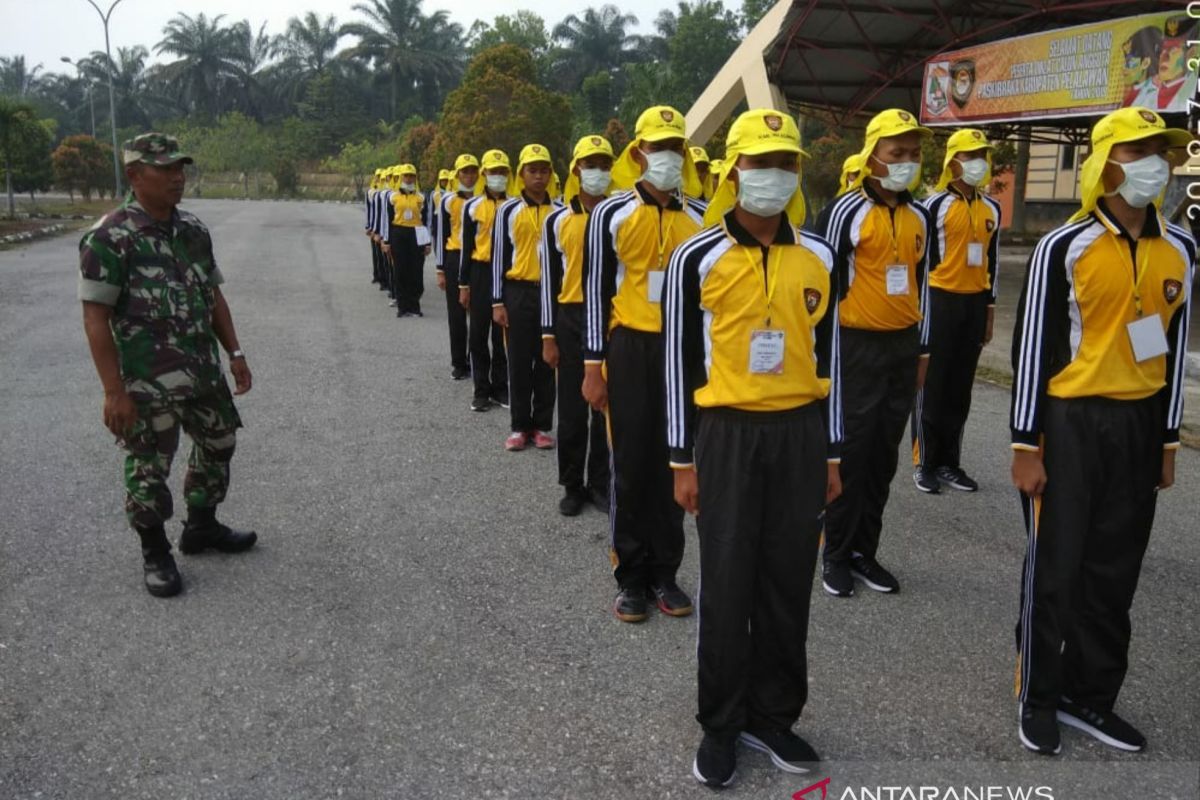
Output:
[136, 524, 182, 598]
[179, 506, 257, 554]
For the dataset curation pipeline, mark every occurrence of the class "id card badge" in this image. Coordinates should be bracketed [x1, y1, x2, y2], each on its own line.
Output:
[749, 330, 785, 375]
[886, 264, 910, 296]
[647, 271, 665, 303]
[967, 242, 984, 267]
[1127, 314, 1169, 362]
[403, 209, 414, 221]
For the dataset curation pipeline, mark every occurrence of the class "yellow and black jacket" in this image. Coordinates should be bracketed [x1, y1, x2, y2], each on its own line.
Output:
[459, 192, 506, 287]
[583, 183, 705, 360]
[389, 190, 423, 229]
[492, 192, 562, 303]
[923, 186, 1002, 303]
[436, 189, 472, 271]
[818, 181, 933, 351]
[664, 212, 843, 466]
[540, 197, 590, 336]
[424, 187, 443, 244]
[1010, 201, 1195, 450]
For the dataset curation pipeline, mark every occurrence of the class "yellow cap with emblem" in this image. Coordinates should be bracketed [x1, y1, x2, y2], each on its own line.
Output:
[611, 105, 701, 196]
[1069, 106, 1191, 223]
[704, 109, 808, 227]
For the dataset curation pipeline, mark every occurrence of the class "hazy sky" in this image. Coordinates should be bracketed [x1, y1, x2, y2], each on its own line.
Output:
[3, 0, 684, 76]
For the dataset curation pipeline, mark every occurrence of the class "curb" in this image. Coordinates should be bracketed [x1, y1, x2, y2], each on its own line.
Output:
[0, 223, 73, 245]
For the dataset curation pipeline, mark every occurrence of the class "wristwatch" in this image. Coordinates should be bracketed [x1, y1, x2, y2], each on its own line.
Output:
[229, 349, 246, 360]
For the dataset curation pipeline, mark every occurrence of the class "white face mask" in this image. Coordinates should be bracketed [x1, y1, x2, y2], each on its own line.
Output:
[639, 149, 684, 191]
[401, 181, 415, 193]
[579, 168, 612, 196]
[485, 174, 508, 194]
[457, 180, 473, 193]
[736, 167, 799, 218]
[1106, 154, 1170, 209]
[871, 155, 920, 192]
[958, 158, 989, 187]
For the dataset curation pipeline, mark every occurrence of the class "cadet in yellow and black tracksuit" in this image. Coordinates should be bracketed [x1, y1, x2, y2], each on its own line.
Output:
[666, 109, 841, 786]
[541, 135, 614, 514]
[817, 108, 933, 599]
[1010, 108, 1193, 756]
[366, 169, 385, 288]
[911, 129, 1002, 493]
[386, 163, 426, 317]
[461, 150, 511, 410]
[493, 144, 561, 447]
[437, 155, 479, 380]
[373, 169, 395, 298]
[583, 105, 705, 622]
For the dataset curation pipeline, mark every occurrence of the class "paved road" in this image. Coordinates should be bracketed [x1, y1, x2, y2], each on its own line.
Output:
[1, 199, 1196, 799]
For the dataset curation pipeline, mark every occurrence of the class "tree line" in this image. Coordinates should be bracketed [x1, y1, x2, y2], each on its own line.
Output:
[0, 0, 775, 212]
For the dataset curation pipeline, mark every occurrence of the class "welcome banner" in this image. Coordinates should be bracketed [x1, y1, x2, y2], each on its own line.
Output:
[921, 12, 1197, 125]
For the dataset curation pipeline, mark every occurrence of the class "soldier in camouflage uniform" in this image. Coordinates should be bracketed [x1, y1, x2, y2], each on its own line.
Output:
[79, 132, 257, 598]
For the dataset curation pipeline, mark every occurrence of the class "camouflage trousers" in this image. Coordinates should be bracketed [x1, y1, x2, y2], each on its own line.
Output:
[120, 388, 243, 530]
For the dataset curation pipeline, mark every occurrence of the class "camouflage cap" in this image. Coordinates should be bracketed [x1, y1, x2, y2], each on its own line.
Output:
[122, 132, 193, 167]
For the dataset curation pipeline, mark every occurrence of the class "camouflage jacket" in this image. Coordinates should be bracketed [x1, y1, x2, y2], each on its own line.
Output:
[78, 195, 226, 402]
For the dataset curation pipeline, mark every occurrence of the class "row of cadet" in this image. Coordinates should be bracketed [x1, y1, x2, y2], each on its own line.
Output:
[361, 103, 1194, 786]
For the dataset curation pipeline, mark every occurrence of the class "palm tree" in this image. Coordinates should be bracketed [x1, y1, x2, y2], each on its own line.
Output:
[339, 0, 465, 121]
[281, 12, 341, 77]
[154, 12, 243, 120]
[549, 5, 645, 92]
[0, 56, 44, 98]
[228, 20, 280, 120]
[81, 46, 154, 131]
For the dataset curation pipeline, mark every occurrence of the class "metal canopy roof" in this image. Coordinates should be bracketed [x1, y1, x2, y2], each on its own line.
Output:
[765, 0, 1185, 138]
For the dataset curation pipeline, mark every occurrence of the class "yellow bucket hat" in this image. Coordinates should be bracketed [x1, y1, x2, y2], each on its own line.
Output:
[1069, 106, 1192, 223]
[704, 109, 809, 227]
[514, 143, 560, 197]
[690, 145, 711, 165]
[564, 135, 615, 203]
[454, 153, 480, 173]
[848, 108, 932, 193]
[395, 163, 420, 192]
[936, 129, 992, 191]
[611, 105, 701, 196]
[478, 149, 514, 196]
[437, 168, 453, 183]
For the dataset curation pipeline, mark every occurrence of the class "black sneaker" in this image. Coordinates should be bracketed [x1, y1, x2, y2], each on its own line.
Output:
[650, 582, 693, 617]
[470, 397, 490, 412]
[822, 560, 854, 597]
[935, 465, 979, 492]
[913, 467, 941, 494]
[613, 587, 648, 623]
[179, 522, 257, 555]
[739, 728, 819, 774]
[849, 553, 900, 593]
[491, 389, 510, 409]
[143, 551, 182, 598]
[1019, 703, 1061, 755]
[451, 367, 470, 381]
[588, 485, 610, 514]
[1057, 699, 1146, 752]
[558, 488, 587, 517]
[692, 732, 737, 788]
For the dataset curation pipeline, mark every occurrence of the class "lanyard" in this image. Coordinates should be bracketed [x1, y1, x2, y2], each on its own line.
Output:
[881, 204, 902, 263]
[1117, 237, 1152, 317]
[960, 192, 980, 244]
[747, 245, 784, 327]
[655, 207, 676, 268]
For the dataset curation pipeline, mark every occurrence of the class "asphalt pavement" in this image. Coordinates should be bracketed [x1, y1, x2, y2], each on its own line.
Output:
[0, 199, 1196, 799]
